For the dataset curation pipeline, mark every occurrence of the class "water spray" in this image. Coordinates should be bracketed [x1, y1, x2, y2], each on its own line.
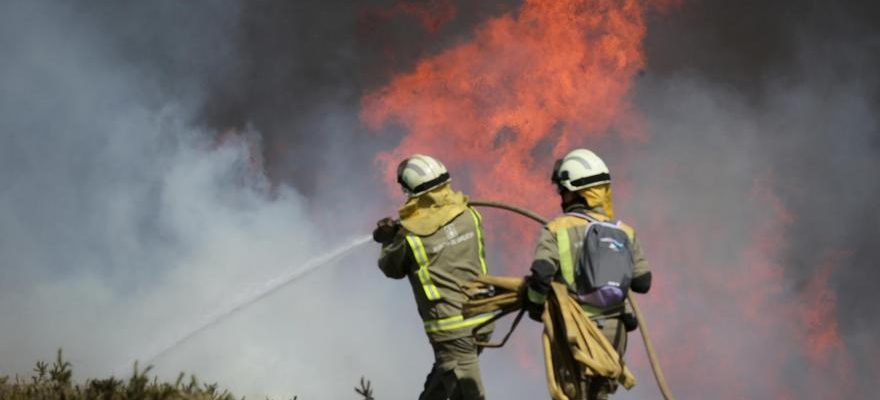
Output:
[136, 234, 372, 367]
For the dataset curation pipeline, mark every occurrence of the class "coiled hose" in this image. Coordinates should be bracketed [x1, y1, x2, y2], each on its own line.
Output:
[468, 200, 675, 400]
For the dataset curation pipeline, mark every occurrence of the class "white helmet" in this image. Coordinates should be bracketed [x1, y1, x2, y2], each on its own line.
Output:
[552, 148, 611, 192]
[396, 154, 451, 196]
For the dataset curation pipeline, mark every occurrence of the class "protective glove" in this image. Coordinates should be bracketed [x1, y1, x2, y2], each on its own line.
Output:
[621, 312, 639, 332]
[520, 280, 546, 322]
[372, 217, 400, 244]
[525, 300, 545, 322]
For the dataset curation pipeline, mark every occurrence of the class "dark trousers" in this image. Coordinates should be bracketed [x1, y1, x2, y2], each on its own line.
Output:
[419, 336, 486, 400]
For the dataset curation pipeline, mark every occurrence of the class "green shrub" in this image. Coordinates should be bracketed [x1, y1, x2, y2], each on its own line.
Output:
[0, 350, 376, 400]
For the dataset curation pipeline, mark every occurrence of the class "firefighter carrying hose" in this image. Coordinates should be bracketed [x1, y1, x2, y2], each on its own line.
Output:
[373, 154, 495, 400]
[523, 149, 654, 400]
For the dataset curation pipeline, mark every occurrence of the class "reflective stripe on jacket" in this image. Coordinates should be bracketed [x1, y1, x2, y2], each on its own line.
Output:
[379, 207, 494, 342]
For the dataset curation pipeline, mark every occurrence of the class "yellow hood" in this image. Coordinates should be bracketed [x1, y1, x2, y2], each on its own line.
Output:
[398, 183, 469, 236]
[578, 183, 615, 220]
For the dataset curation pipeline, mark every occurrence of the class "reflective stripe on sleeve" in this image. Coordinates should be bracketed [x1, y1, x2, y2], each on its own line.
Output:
[423, 312, 496, 333]
[468, 207, 489, 275]
[556, 228, 574, 285]
[406, 234, 442, 301]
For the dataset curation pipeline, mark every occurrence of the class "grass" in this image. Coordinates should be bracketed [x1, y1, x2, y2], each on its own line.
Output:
[0, 350, 375, 400]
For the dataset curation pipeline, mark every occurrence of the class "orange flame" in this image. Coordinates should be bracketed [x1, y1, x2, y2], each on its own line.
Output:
[363, 0, 654, 213]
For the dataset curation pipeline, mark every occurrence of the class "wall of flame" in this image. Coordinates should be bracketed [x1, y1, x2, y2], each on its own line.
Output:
[360, 0, 860, 398]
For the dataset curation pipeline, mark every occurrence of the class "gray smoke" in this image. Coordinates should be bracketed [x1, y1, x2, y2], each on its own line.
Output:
[618, 0, 880, 397]
[0, 1, 428, 398]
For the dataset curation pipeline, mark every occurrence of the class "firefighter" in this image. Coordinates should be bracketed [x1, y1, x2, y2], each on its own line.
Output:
[373, 154, 494, 400]
[523, 149, 653, 400]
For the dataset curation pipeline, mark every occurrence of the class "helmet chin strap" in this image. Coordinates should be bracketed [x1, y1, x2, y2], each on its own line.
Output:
[560, 191, 587, 210]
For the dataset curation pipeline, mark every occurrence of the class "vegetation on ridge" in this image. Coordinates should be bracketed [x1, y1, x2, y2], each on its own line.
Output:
[0, 350, 375, 400]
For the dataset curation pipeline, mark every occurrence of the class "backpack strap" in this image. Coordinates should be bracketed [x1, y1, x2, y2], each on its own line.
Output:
[568, 211, 629, 234]
[566, 211, 620, 225]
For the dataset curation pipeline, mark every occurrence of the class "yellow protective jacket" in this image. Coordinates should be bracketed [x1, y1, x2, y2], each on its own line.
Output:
[379, 191, 495, 343]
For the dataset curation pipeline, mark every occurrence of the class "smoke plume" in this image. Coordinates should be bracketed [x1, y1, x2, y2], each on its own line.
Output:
[0, 1, 426, 398]
[632, 1, 880, 396]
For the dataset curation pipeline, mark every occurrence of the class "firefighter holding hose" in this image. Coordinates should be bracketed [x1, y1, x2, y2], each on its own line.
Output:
[523, 149, 654, 400]
[372, 154, 495, 400]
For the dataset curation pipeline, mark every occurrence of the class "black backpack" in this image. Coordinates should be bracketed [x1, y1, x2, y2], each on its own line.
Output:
[570, 213, 635, 308]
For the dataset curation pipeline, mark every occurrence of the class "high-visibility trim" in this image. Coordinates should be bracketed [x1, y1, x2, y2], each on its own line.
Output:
[581, 303, 625, 318]
[527, 287, 547, 304]
[468, 207, 489, 275]
[406, 235, 442, 301]
[556, 228, 574, 285]
[423, 312, 496, 333]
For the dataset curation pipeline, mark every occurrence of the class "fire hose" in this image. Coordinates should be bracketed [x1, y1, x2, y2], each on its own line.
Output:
[467, 200, 675, 400]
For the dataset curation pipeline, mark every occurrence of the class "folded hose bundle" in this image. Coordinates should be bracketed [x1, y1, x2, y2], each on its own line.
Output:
[463, 275, 635, 400]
